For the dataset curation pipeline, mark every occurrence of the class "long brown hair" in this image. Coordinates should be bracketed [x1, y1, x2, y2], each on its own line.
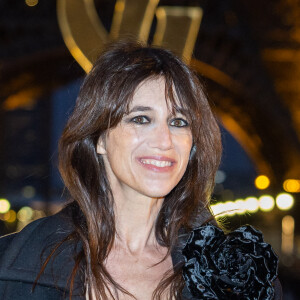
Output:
[57, 40, 222, 299]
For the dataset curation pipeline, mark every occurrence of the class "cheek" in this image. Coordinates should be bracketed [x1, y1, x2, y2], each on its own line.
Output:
[178, 135, 193, 160]
[106, 130, 143, 166]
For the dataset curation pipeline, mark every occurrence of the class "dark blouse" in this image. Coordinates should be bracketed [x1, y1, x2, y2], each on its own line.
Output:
[0, 204, 282, 299]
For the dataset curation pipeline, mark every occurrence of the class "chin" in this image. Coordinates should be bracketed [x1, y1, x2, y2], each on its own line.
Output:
[144, 179, 181, 197]
[142, 187, 173, 199]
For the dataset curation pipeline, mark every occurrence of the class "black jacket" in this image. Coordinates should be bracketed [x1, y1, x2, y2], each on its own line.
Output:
[0, 205, 282, 299]
[0, 205, 85, 299]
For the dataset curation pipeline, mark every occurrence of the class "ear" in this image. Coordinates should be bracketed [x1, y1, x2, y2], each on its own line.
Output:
[96, 136, 107, 155]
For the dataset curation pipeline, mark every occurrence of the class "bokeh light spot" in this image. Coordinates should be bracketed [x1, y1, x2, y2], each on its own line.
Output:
[255, 175, 270, 190]
[224, 201, 236, 215]
[17, 206, 33, 222]
[276, 193, 294, 210]
[244, 197, 259, 212]
[22, 186, 36, 199]
[283, 179, 300, 193]
[5, 210, 17, 223]
[215, 170, 226, 184]
[235, 199, 246, 214]
[259, 195, 275, 212]
[0, 199, 10, 214]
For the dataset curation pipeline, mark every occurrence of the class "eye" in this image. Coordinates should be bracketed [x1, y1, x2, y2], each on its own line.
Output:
[131, 115, 150, 124]
[170, 118, 189, 127]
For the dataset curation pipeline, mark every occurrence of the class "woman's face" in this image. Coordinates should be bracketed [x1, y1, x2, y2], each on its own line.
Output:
[97, 78, 193, 200]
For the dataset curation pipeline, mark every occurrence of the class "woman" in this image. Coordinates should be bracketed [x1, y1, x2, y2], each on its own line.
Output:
[0, 41, 280, 299]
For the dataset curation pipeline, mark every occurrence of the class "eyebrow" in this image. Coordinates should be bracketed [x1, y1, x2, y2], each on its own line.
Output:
[128, 106, 153, 113]
[128, 105, 188, 116]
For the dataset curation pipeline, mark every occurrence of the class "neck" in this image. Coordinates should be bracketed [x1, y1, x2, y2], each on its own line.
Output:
[113, 192, 164, 256]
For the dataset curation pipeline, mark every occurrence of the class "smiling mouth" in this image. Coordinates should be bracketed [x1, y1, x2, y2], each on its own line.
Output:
[140, 159, 173, 168]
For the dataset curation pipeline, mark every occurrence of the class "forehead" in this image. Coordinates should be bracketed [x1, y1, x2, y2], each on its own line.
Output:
[128, 77, 184, 113]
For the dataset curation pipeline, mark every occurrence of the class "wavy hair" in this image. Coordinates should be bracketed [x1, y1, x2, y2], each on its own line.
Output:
[57, 41, 222, 299]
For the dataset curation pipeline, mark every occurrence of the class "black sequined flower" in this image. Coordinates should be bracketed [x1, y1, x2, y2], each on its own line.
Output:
[182, 224, 278, 299]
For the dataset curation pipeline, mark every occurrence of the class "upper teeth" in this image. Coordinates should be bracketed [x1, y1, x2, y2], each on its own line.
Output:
[141, 159, 172, 167]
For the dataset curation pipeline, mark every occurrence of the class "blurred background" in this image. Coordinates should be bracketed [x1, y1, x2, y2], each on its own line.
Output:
[0, 0, 299, 298]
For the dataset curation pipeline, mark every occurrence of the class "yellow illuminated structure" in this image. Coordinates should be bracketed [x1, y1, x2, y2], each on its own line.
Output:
[276, 193, 294, 210]
[0, 199, 11, 214]
[57, 0, 202, 72]
[154, 6, 202, 64]
[255, 175, 270, 190]
[283, 179, 300, 193]
[110, 0, 160, 42]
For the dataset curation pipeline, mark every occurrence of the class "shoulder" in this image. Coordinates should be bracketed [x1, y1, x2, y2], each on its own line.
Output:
[0, 203, 83, 295]
[0, 204, 75, 265]
[0, 206, 71, 247]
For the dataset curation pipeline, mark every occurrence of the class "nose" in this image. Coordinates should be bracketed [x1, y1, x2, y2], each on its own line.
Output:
[148, 124, 173, 150]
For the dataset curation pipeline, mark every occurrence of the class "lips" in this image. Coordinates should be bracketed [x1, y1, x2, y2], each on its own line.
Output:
[141, 159, 172, 167]
[137, 156, 176, 172]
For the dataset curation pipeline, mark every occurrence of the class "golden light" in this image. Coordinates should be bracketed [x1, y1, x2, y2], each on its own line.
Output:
[244, 197, 259, 212]
[25, 0, 38, 7]
[282, 215, 294, 255]
[5, 210, 17, 223]
[114, 0, 125, 12]
[3, 88, 41, 111]
[283, 179, 300, 193]
[276, 193, 294, 210]
[235, 199, 246, 214]
[282, 215, 294, 235]
[258, 195, 275, 212]
[0, 199, 10, 214]
[17, 206, 33, 222]
[255, 175, 270, 190]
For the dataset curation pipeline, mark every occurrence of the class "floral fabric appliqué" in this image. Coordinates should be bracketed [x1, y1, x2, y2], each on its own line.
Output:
[182, 224, 278, 299]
